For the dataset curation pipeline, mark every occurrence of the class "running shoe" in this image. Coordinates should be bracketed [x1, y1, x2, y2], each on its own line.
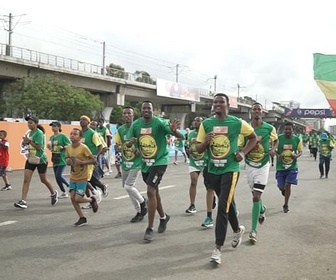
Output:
[283, 204, 290, 213]
[74, 217, 87, 227]
[82, 203, 92, 209]
[144, 228, 154, 241]
[259, 205, 267, 224]
[201, 217, 213, 228]
[14, 200, 27, 209]
[158, 214, 170, 233]
[90, 195, 98, 213]
[58, 192, 69, 199]
[1, 185, 12, 191]
[249, 230, 257, 244]
[131, 212, 144, 223]
[209, 248, 221, 264]
[232, 225, 245, 248]
[102, 184, 108, 197]
[140, 197, 148, 217]
[185, 204, 197, 214]
[51, 190, 59, 206]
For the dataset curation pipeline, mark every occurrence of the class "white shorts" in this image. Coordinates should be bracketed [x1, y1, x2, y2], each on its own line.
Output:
[245, 162, 270, 192]
[188, 166, 203, 174]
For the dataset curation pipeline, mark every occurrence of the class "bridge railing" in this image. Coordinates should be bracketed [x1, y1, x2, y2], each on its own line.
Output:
[0, 43, 213, 98]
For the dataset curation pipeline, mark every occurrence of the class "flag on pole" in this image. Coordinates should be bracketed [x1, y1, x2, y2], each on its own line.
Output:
[313, 53, 336, 112]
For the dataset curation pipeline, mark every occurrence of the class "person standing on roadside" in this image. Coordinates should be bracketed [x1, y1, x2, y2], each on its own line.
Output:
[196, 93, 257, 264]
[0, 130, 12, 191]
[115, 106, 148, 223]
[14, 116, 59, 209]
[275, 121, 302, 213]
[126, 100, 183, 241]
[241, 103, 278, 244]
[47, 121, 71, 198]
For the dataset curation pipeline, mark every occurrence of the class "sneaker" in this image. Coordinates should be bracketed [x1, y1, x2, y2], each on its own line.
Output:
[320, 175, 323, 179]
[1, 185, 12, 191]
[209, 248, 221, 264]
[201, 217, 213, 228]
[58, 192, 69, 199]
[131, 212, 144, 223]
[232, 225, 245, 248]
[81, 203, 92, 209]
[185, 204, 197, 214]
[51, 190, 59, 206]
[158, 214, 170, 233]
[283, 204, 290, 213]
[14, 200, 27, 209]
[259, 206, 267, 224]
[173, 162, 178, 165]
[74, 217, 87, 227]
[90, 196, 98, 213]
[140, 197, 148, 217]
[102, 184, 108, 198]
[92, 189, 102, 204]
[249, 230, 257, 244]
[144, 228, 154, 241]
[114, 172, 122, 179]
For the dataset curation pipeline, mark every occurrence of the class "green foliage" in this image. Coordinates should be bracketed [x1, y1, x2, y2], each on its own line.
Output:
[135, 71, 156, 85]
[106, 63, 128, 79]
[2, 74, 104, 121]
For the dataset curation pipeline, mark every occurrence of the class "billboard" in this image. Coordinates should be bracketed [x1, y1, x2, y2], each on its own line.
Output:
[289, 108, 334, 118]
[157, 79, 200, 102]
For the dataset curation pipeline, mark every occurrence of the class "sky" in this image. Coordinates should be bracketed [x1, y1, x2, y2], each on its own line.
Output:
[2, 0, 336, 126]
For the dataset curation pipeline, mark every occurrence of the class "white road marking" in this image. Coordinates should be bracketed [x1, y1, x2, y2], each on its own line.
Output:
[0, 220, 18, 227]
[113, 185, 177, 200]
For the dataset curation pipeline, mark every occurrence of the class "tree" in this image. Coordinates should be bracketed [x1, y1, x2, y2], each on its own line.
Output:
[135, 70, 156, 85]
[106, 63, 128, 79]
[2, 74, 104, 121]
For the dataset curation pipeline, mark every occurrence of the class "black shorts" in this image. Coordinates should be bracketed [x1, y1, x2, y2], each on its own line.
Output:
[25, 161, 48, 174]
[142, 165, 167, 188]
[202, 168, 213, 190]
[0, 166, 7, 177]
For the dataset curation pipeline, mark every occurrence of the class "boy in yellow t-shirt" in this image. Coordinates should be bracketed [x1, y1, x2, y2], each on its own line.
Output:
[66, 128, 98, 227]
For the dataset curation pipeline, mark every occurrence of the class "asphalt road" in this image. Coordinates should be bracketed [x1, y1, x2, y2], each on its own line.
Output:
[1, 150, 336, 280]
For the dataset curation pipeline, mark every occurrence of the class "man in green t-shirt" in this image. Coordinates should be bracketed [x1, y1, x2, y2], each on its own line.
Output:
[196, 93, 257, 265]
[242, 103, 278, 244]
[127, 101, 183, 242]
[276, 121, 303, 213]
[114, 106, 147, 223]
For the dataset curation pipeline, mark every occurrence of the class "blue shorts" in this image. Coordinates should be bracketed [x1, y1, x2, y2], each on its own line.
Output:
[276, 169, 298, 188]
[69, 181, 87, 196]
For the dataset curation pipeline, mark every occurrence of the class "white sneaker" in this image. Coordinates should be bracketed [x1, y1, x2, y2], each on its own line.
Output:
[81, 203, 92, 209]
[92, 189, 102, 204]
[58, 192, 69, 199]
[209, 248, 221, 264]
[232, 225, 245, 248]
[249, 230, 257, 244]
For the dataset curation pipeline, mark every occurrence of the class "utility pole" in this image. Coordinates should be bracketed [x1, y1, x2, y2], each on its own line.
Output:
[2, 13, 28, 56]
[102, 41, 106, 75]
[5, 13, 13, 56]
[237, 83, 246, 100]
[214, 75, 217, 93]
[176, 64, 179, 82]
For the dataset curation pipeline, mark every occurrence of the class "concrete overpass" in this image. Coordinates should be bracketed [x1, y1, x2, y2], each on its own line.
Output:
[0, 43, 308, 131]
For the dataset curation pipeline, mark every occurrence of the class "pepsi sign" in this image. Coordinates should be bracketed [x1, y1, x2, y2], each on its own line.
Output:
[290, 109, 334, 118]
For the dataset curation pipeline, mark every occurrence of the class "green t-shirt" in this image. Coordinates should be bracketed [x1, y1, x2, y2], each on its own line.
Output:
[245, 122, 277, 168]
[188, 129, 207, 169]
[115, 124, 142, 171]
[174, 137, 184, 148]
[318, 139, 334, 157]
[82, 128, 101, 155]
[309, 135, 319, 148]
[197, 115, 254, 174]
[49, 133, 72, 166]
[276, 134, 303, 170]
[28, 129, 47, 164]
[127, 116, 171, 173]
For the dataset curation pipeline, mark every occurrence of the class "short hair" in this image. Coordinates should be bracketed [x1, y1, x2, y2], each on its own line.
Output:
[0, 130, 7, 138]
[214, 93, 229, 104]
[252, 102, 263, 108]
[72, 128, 83, 137]
[123, 105, 134, 111]
[141, 100, 153, 106]
[284, 121, 294, 127]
